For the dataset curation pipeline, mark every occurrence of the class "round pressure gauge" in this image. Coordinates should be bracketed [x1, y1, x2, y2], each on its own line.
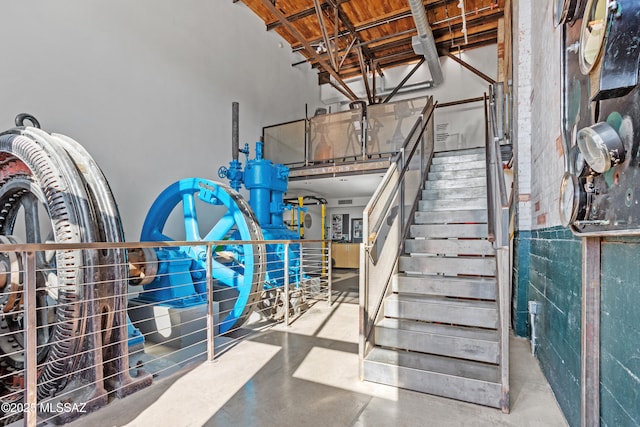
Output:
[559, 172, 587, 227]
[577, 121, 625, 173]
[570, 144, 591, 177]
[579, 0, 608, 74]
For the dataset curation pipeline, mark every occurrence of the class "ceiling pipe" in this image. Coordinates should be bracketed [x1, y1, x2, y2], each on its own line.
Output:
[407, 0, 444, 86]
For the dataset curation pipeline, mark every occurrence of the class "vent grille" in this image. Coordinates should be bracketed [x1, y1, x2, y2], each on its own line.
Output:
[338, 199, 353, 205]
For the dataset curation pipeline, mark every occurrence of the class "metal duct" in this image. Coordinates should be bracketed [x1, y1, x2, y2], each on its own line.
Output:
[408, 0, 444, 86]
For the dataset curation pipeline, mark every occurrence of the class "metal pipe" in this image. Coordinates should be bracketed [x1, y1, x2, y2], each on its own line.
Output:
[232, 102, 239, 161]
[407, 0, 444, 86]
[436, 96, 485, 108]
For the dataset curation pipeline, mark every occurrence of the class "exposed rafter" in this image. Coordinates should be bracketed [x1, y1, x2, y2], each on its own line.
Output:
[258, 0, 358, 100]
[241, 0, 505, 86]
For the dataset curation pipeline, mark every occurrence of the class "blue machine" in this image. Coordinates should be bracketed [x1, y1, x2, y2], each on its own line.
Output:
[134, 135, 306, 332]
[219, 141, 304, 289]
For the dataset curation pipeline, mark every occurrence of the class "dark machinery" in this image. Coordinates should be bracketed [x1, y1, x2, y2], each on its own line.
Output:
[557, 0, 640, 235]
[0, 115, 150, 424]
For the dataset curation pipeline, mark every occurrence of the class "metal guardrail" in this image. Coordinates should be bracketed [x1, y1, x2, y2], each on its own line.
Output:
[358, 97, 436, 372]
[262, 97, 430, 168]
[0, 239, 331, 426]
[485, 82, 513, 412]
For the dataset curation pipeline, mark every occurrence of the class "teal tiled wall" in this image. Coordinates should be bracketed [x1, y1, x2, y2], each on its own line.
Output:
[514, 229, 640, 426]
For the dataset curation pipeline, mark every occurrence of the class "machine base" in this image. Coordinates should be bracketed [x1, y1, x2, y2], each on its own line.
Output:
[127, 300, 218, 349]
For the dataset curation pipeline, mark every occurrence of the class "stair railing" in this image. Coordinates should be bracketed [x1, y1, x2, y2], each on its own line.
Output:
[359, 96, 436, 376]
[485, 82, 513, 413]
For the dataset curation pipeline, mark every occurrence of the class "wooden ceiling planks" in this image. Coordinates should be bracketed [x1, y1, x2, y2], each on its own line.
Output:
[239, 0, 504, 81]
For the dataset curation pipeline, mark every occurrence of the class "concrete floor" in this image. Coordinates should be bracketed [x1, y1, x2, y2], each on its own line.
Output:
[67, 272, 568, 427]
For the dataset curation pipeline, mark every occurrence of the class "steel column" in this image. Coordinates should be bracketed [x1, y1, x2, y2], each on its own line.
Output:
[383, 57, 426, 103]
[446, 52, 496, 84]
[581, 237, 600, 427]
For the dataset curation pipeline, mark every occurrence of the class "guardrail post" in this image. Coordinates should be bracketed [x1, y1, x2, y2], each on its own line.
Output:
[399, 147, 405, 244]
[284, 242, 290, 326]
[327, 241, 332, 306]
[206, 244, 215, 362]
[420, 115, 426, 183]
[299, 243, 305, 287]
[24, 251, 37, 427]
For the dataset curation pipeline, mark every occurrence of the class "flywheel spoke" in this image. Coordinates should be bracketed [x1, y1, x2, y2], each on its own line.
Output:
[210, 258, 245, 288]
[182, 192, 200, 241]
[204, 214, 235, 241]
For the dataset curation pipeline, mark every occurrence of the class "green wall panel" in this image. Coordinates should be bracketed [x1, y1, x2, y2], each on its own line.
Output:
[517, 229, 640, 426]
[528, 227, 582, 427]
[600, 238, 640, 427]
[512, 230, 530, 336]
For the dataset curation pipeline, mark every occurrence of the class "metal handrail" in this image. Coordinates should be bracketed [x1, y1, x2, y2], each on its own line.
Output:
[365, 97, 436, 247]
[359, 96, 435, 370]
[0, 238, 328, 252]
[486, 84, 510, 247]
[485, 81, 512, 413]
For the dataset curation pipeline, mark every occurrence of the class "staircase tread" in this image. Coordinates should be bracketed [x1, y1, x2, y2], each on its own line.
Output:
[377, 318, 499, 341]
[392, 273, 497, 300]
[434, 147, 485, 156]
[396, 273, 497, 284]
[365, 347, 500, 383]
[387, 293, 497, 309]
[404, 239, 494, 256]
[400, 254, 494, 261]
[415, 211, 487, 220]
[429, 162, 486, 172]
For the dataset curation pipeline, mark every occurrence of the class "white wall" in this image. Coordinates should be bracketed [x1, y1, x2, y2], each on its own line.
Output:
[0, 0, 320, 239]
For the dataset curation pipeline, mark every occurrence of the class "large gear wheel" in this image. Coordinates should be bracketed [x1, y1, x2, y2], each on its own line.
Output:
[0, 123, 118, 408]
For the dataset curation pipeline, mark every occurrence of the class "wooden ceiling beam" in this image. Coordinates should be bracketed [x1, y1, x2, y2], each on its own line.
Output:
[305, 25, 498, 73]
[265, 0, 353, 31]
[259, 0, 358, 100]
[290, 7, 502, 52]
[363, 18, 501, 55]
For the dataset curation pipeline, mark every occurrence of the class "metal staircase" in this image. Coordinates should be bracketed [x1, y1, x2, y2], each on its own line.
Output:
[362, 147, 506, 409]
[359, 86, 511, 413]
